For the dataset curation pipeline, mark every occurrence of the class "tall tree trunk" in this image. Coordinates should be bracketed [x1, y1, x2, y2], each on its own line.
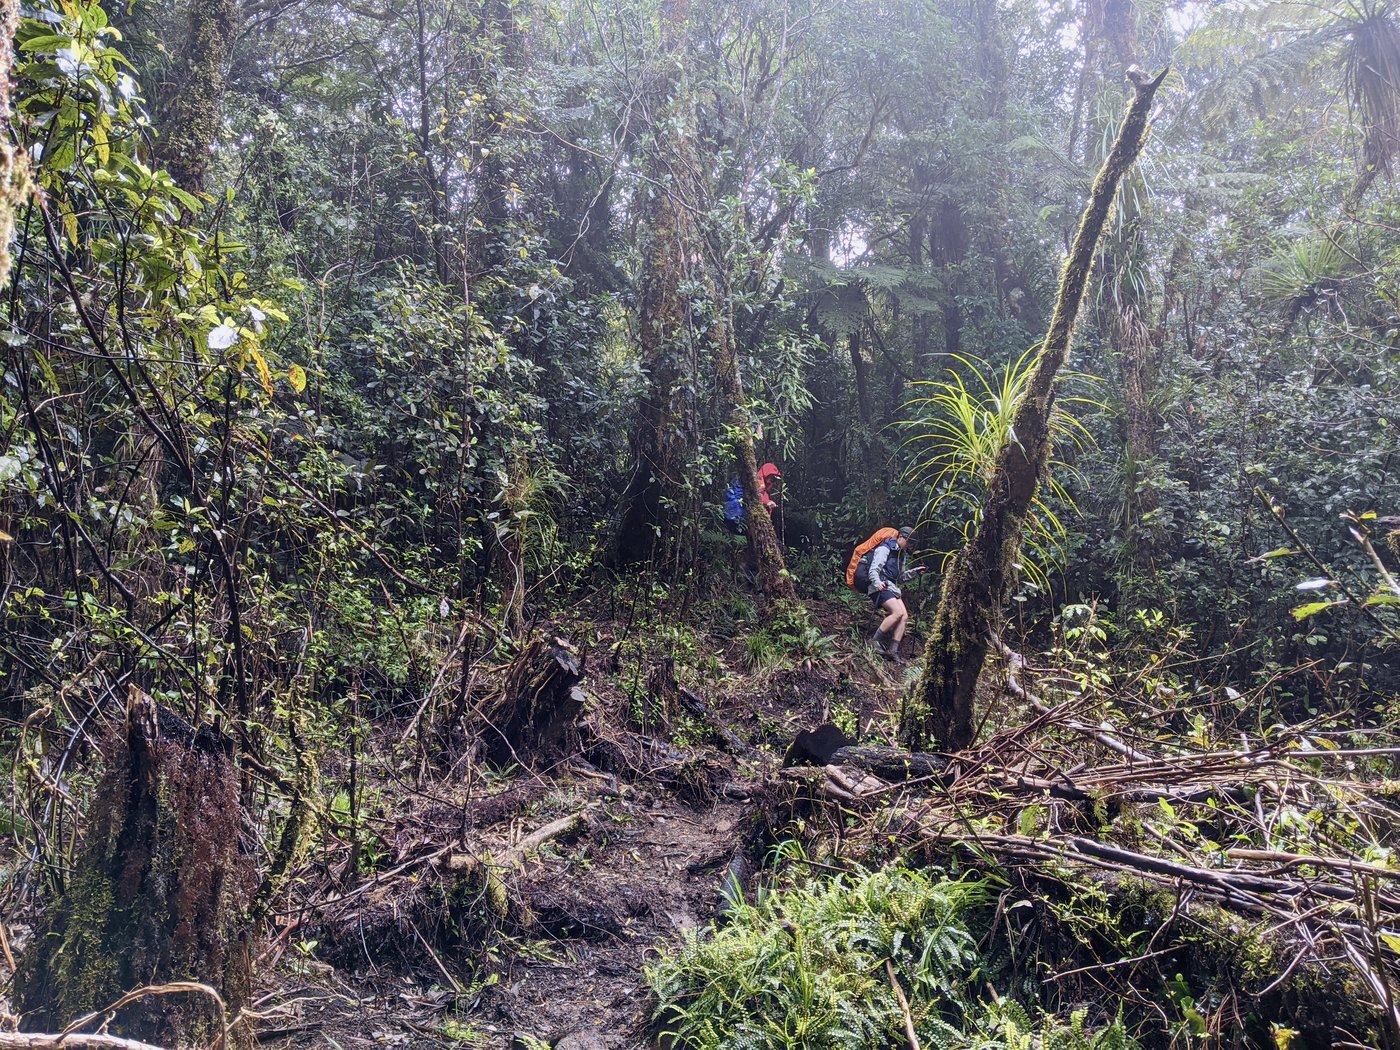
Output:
[1086, 0, 1163, 576]
[908, 164, 933, 365]
[612, 0, 701, 572]
[711, 284, 797, 604]
[155, 0, 238, 193]
[905, 69, 1166, 753]
[474, 0, 525, 272]
[411, 0, 450, 281]
[848, 325, 889, 521]
[933, 199, 965, 360]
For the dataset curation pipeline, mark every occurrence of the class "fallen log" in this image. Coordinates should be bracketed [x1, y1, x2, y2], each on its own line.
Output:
[783, 725, 949, 783]
[828, 746, 949, 783]
[0, 1036, 170, 1050]
[436, 806, 594, 874]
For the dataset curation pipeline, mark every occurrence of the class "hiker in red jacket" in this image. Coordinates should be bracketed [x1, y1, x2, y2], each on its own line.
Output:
[723, 462, 783, 533]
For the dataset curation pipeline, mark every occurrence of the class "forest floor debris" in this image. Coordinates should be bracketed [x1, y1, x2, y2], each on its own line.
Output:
[195, 605, 1400, 1046]
[8, 597, 1400, 1049]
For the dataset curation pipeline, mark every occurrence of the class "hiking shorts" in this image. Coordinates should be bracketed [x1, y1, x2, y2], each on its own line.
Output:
[869, 587, 902, 611]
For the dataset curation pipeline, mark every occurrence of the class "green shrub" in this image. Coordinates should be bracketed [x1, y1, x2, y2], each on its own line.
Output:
[646, 865, 1136, 1050]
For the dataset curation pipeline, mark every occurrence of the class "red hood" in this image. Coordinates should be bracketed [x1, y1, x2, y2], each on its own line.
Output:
[757, 463, 781, 508]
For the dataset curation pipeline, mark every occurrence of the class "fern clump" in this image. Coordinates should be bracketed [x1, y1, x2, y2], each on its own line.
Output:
[646, 866, 1136, 1050]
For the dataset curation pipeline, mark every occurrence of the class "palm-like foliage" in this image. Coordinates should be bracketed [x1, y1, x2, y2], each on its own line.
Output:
[1249, 232, 1350, 319]
[1181, 0, 1400, 205]
[899, 351, 1099, 588]
[1347, 0, 1400, 196]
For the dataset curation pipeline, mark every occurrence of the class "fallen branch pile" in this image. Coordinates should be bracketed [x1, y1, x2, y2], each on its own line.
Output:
[784, 640, 1400, 1045]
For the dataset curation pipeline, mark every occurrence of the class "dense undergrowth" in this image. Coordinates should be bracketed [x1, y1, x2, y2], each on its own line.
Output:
[648, 863, 1136, 1050]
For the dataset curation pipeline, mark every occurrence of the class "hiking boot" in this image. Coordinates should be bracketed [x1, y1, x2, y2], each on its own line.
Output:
[869, 629, 892, 656]
[885, 639, 906, 664]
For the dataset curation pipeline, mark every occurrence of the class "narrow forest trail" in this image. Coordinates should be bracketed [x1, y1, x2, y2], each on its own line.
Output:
[253, 599, 915, 1049]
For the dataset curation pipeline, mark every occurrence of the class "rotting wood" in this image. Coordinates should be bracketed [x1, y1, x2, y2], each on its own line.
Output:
[509, 808, 591, 862]
[437, 806, 594, 874]
[480, 633, 587, 767]
[828, 745, 949, 783]
[783, 725, 949, 782]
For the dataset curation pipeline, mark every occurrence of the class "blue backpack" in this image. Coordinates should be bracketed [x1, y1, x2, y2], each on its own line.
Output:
[723, 479, 745, 523]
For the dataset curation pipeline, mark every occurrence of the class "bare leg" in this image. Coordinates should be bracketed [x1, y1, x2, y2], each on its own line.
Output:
[880, 598, 908, 640]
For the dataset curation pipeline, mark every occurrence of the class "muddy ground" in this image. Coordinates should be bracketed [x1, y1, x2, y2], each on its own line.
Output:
[250, 597, 919, 1049]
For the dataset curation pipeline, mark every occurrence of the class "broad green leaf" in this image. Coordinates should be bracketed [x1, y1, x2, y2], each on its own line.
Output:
[1291, 601, 1337, 621]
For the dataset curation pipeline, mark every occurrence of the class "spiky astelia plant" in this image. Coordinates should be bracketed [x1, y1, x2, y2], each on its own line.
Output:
[899, 349, 1099, 590]
[646, 866, 1137, 1050]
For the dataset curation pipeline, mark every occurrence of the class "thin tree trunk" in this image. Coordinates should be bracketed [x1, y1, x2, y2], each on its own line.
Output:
[612, 0, 701, 572]
[711, 288, 796, 603]
[0, 0, 23, 290]
[848, 326, 888, 521]
[1086, 0, 1164, 576]
[905, 68, 1167, 753]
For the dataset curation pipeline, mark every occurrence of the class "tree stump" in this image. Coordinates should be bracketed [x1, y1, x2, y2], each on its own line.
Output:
[18, 687, 254, 1048]
[480, 633, 587, 767]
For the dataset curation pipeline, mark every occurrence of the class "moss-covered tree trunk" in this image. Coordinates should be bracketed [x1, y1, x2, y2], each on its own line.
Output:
[612, 0, 701, 573]
[904, 68, 1167, 753]
[156, 0, 238, 193]
[711, 292, 797, 604]
[19, 688, 255, 1048]
[848, 327, 890, 523]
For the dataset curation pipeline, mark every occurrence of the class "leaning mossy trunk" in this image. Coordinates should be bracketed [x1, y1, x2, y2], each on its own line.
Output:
[19, 688, 255, 1047]
[711, 291, 797, 606]
[905, 68, 1168, 753]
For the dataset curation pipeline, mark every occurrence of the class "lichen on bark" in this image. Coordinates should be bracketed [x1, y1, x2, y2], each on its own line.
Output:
[18, 688, 256, 1048]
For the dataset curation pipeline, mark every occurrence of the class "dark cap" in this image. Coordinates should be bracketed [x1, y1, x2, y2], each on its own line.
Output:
[898, 526, 916, 541]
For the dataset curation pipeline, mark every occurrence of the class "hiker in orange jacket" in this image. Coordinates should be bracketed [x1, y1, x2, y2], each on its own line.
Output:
[722, 462, 783, 533]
